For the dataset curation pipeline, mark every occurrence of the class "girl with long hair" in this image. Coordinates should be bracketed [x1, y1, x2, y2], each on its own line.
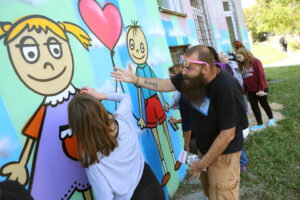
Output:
[68, 87, 165, 200]
[236, 48, 275, 131]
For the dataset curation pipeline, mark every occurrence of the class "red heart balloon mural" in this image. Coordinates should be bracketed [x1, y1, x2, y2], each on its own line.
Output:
[78, 0, 125, 103]
[79, 0, 122, 51]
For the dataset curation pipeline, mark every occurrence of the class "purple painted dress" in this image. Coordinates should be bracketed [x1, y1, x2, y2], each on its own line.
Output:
[23, 85, 90, 200]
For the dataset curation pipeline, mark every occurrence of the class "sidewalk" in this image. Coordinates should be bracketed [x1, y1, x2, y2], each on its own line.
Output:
[264, 52, 300, 67]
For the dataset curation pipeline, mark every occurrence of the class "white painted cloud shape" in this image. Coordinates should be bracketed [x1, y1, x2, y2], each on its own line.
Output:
[0, 137, 20, 158]
[169, 27, 187, 37]
[89, 33, 105, 49]
[147, 47, 170, 67]
[90, 31, 126, 49]
[116, 31, 127, 48]
[20, 0, 46, 4]
[147, 23, 165, 37]
[97, 79, 123, 93]
[220, 39, 230, 45]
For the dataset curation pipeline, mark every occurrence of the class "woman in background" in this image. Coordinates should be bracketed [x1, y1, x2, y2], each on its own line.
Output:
[236, 47, 275, 131]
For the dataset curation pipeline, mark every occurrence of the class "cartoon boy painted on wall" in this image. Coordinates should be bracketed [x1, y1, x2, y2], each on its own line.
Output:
[0, 15, 93, 200]
[126, 21, 181, 186]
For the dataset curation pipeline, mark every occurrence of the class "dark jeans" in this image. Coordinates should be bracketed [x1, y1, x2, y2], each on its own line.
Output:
[248, 88, 273, 125]
[240, 148, 248, 167]
[131, 163, 165, 200]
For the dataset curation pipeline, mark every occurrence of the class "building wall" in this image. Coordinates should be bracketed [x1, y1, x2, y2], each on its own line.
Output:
[232, 0, 251, 50]
[206, 0, 251, 53]
[0, 0, 185, 199]
[159, 0, 198, 47]
[158, 0, 251, 57]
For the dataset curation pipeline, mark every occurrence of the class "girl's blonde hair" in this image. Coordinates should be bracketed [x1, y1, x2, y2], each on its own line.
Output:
[236, 47, 254, 72]
[219, 51, 228, 63]
[0, 15, 91, 49]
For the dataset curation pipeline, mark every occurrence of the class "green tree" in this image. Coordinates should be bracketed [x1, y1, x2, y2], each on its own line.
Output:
[244, 0, 300, 35]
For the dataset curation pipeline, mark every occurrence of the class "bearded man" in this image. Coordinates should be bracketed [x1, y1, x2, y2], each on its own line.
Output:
[111, 45, 248, 200]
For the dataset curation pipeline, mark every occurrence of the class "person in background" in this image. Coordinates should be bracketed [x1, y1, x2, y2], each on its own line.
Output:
[232, 41, 253, 115]
[219, 52, 252, 115]
[279, 34, 288, 52]
[207, 46, 234, 76]
[219, 51, 243, 86]
[236, 47, 275, 131]
[168, 64, 197, 154]
[233, 40, 246, 51]
[219, 51, 249, 172]
[68, 88, 165, 200]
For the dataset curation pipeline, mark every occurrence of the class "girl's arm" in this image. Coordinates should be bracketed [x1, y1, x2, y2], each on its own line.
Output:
[81, 87, 136, 128]
[106, 93, 131, 115]
[253, 58, 265, 92]
[81, 87, 132, 115]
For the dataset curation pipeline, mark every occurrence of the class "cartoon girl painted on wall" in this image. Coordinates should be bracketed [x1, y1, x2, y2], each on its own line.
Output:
[0, 15, 93, 200]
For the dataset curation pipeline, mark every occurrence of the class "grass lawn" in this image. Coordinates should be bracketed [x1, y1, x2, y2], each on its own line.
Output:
[288, 38, 300, 52]
[250, 43, 289, 65]
[240, 65, 300, 200]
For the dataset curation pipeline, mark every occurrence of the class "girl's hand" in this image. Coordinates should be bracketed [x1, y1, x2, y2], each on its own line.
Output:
[80, 87, 107, 100]
[256, 90, 265, 96]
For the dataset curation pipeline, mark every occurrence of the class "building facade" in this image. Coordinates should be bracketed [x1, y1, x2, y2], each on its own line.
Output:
[158, 0, 251, 64]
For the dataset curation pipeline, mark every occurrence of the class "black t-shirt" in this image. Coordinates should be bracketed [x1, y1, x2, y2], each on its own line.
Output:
[171, 68, 248, 154]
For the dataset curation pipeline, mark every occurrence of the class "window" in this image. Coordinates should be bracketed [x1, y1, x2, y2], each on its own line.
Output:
[190, 0, 214, 47]
[158, 0, 183, 13]
[223, 1, 230, 11]
[169, 45, 189, 65]
[223, 0, 241, 43]
[226, 17, 236, 45]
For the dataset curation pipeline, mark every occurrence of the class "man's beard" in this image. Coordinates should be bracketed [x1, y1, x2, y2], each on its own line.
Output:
[181, 73, 207, 104]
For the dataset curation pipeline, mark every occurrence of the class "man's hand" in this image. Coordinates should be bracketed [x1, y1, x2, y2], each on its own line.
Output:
[189, 160, 206, 181]
[256, 90, 265, 96]
[81, 87, 107, 100]
[111, 63, 137, 84]
[164, 101, 169, 112]
[138, 117, 146, 128]
[169, 116, 179, 124]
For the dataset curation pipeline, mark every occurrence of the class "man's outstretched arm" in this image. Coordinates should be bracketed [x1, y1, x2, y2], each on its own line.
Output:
[111, 63, 176, 92]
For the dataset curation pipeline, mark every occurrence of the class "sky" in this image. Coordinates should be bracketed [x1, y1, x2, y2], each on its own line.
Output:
[241, 0, 256, 9]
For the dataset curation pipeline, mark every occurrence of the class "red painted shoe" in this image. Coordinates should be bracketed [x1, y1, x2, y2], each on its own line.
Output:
[161, 172, 170, 186]
[174, 161, 181, 171]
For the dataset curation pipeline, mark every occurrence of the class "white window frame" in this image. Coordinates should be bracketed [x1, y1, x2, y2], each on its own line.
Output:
[222, 0, 241, 41]
[161, 0, 183, 13]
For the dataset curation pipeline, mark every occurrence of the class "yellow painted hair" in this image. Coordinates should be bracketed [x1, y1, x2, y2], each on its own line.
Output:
[0, 15, 91, 50]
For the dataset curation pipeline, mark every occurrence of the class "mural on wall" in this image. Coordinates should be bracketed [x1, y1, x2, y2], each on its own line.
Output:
[0, 0, 186, 199]
[125, 21, 181, 186]
[79, 0, 125, 103]
[0, 15, 93, 200]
